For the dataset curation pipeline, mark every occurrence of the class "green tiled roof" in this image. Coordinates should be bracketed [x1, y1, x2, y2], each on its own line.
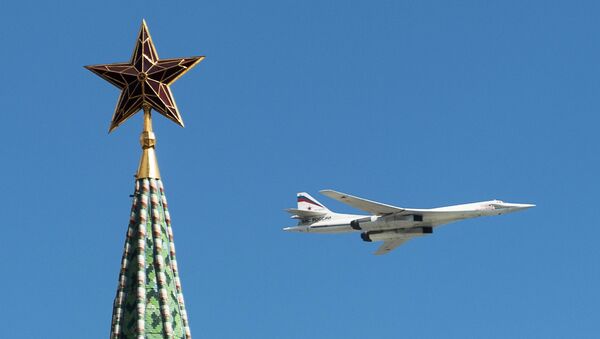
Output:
[110, 178, 192, 338]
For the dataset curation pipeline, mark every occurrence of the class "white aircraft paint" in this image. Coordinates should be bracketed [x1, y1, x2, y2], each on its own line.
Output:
[284, 190, 535, 255]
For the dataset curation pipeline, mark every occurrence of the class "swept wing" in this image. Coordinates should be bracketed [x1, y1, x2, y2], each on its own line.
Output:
[320, 190, 492, 223]
[374, 237, 411, 255]
[319, 190, 404, 215]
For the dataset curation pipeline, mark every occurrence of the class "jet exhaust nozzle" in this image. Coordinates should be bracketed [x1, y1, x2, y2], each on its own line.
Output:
[360, 232, 372, 242]
[351, 217, 372, 230]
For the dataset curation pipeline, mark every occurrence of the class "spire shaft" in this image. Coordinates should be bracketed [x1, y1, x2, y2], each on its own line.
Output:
[137, 106, 161, 179]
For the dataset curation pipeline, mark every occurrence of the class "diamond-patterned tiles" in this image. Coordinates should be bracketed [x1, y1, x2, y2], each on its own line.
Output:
[110, 178, 191, 339]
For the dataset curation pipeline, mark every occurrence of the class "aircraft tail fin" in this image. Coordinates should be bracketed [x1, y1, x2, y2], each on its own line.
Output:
[296, 192, 330, 213]
[285, 192, 332, 220]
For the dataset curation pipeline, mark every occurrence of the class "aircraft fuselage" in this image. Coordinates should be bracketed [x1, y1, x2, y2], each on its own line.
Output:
[284, 190, 534, 255]
[284, 200, 533, 234]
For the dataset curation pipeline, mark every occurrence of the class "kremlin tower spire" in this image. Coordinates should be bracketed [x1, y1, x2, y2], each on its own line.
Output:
[86, 20, 204, 338]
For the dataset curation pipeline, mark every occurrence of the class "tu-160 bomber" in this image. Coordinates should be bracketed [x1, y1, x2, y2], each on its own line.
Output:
[284, 190, 535, 255]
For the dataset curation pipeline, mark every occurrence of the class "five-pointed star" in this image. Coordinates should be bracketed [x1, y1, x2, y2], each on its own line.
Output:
[85, 20, 204, 132]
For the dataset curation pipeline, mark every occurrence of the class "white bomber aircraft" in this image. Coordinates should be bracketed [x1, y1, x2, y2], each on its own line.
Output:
[284, 190, 535, 255]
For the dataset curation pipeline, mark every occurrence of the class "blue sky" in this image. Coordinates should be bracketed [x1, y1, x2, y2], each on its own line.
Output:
[0, 0, 598, 338]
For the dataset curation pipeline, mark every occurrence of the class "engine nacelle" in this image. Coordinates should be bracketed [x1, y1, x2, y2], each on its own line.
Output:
[361, 227, 433, 242]
[381, 214, 424, 223]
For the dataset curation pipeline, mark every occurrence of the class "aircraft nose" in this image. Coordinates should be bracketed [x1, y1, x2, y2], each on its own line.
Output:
[283, 226, 303, 232]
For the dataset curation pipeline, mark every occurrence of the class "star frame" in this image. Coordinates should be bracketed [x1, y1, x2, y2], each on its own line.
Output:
[86, 20, 204, 132]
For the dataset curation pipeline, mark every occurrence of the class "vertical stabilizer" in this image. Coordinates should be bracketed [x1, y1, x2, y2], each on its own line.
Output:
[297, 192, 330, 212]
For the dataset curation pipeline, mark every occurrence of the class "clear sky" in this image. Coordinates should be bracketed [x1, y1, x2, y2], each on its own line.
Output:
[0, 0, 598, 338]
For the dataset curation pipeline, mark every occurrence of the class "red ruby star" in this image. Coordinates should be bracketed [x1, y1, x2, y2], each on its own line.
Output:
[85, 20, 204, 132]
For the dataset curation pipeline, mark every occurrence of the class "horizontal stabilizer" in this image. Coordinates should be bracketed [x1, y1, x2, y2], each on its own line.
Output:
[285, 208, 328, 219]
